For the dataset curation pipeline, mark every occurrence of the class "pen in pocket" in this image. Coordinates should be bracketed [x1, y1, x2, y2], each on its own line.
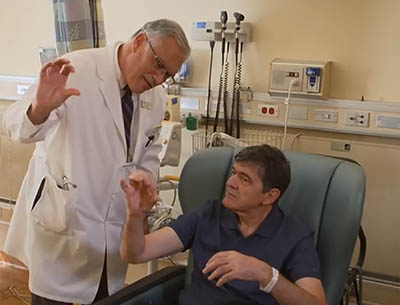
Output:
[145, 135, 155, 147]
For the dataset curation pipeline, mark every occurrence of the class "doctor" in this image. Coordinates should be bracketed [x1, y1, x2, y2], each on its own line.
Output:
[2, 19, 190, 305]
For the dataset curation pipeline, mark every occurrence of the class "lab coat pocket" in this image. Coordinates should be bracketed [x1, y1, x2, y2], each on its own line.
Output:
[144, 125, 161, 149]
[31, 175, 77, 233]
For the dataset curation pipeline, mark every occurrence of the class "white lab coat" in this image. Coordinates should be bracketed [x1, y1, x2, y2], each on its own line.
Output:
[2, 44, 165, 304]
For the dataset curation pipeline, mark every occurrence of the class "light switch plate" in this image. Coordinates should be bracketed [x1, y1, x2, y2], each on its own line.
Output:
[288, 106, 308, 120]
[314, 109, 338, 123]
[376, 115, 400, 129]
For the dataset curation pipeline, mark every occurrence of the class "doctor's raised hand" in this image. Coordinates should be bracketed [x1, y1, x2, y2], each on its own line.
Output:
[28, 58, 80, 125]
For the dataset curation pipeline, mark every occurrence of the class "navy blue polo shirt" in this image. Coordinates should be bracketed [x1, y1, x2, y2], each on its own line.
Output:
[168, 199, 321, 305]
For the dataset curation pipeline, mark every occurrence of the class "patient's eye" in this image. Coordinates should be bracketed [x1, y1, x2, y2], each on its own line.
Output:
[242, 176, 250, 183]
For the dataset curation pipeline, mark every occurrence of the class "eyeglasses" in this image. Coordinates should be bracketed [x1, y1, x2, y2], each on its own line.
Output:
[146, 38, 175, 84]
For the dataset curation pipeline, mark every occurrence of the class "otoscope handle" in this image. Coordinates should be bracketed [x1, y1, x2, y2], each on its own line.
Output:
[220, 11, 228, 25]
[233, 12, 245, 25]
[220, 11, 228, 54]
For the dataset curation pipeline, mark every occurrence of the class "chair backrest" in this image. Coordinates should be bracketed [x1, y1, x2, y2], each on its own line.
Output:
[178, 147, 365, 305]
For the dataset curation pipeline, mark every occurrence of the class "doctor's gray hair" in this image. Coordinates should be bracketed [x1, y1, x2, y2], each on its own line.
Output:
[132, 19, 191, 58]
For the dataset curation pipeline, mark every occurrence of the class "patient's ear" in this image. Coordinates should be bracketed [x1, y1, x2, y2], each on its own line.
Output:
[261, 188, 281, 206]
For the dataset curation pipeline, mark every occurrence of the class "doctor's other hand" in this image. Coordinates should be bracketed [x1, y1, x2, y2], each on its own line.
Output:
[202, 250, 272, 288]
[28, 58, 80, 125]
[120, 171, 160, 218]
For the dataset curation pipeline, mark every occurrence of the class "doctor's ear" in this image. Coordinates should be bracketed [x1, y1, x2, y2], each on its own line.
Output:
[132, 32, 147, 53]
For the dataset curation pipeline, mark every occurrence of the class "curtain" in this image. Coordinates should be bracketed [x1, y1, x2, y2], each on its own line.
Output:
[53, 0, 106, 56]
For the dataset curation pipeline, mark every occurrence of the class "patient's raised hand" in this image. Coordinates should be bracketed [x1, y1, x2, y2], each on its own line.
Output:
[120, 171, 160, 218]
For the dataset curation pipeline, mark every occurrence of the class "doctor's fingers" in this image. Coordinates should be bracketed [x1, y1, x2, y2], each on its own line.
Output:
[59, 63, 76, 76]
[45, 64, 75, 78]
[63, 87, 81, 98]
[40, 58, 72, 77]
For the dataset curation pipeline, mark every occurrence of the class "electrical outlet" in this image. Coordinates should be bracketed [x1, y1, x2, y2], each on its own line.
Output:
[345, 111, 370, 127]
[345, 112, 357, 126]
[356, 112, 369, 127]
[257, 104, 278, 117]
[17, 85, 29, 95]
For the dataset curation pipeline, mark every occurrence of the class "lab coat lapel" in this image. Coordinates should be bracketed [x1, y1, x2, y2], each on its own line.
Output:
[96, 47, 127, 153]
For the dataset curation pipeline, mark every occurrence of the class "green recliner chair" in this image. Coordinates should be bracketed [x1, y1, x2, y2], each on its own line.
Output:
[95, 147, 365, 305]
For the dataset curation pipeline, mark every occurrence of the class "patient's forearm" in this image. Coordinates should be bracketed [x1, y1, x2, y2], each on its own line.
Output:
[120, 213, 147, 263]
[271, 275, 327, 305]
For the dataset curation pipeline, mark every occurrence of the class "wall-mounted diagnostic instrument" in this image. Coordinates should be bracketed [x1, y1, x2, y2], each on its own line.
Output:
[191, 20, 251, 43]
[269, 59, 331, 99]
[192, 12, 251, 138]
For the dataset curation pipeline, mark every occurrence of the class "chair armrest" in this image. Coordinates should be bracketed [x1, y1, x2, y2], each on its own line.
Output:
[94, 265, 186, 305]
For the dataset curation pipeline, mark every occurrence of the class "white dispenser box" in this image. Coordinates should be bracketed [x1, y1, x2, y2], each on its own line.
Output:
[269, 59, 331, 99]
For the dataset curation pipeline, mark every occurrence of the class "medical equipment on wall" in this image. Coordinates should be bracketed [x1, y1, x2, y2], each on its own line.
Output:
[213, 11, 229, 133]
[191, 20, 251, 43]
[229, 12, 245, 138]
[174, 59, 190, 83]
[193, 12, 251, 138]
[269, 59, 331, 99]
[205, 40, 215, 135]
[158, 121, 182, 167]
[165, 95, 181, 122]
[164, 60, 190, 94]
[222, 43, 230, 133]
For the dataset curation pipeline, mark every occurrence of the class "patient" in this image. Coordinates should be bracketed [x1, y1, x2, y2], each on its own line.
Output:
[119, 145, 327, 305]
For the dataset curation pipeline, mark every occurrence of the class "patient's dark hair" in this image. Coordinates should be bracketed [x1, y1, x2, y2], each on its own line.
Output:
[234, 144, 291, 196]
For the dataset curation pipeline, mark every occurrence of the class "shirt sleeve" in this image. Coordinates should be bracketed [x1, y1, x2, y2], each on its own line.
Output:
[3, 82, 63, 143]
[167, 200, 214, 251]
[283, 231, 322, 282]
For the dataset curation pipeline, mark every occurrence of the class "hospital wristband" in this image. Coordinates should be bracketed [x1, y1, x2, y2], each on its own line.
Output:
[260, 267, 279, 293]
